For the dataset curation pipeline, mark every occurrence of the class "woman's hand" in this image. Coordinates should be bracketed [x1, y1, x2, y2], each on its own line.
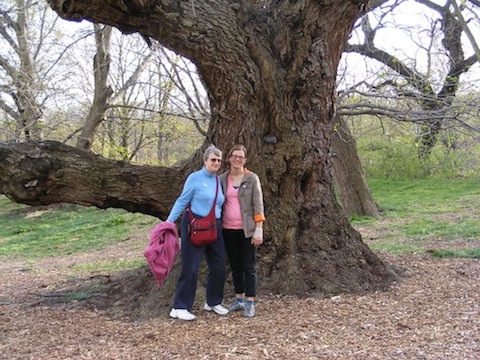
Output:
[251, 227, 263, 246]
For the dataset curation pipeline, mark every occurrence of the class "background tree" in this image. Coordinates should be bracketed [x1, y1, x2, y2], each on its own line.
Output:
[76, 24, 114, 150]
[67, 25, 207, 163]
[76, 24, 158, 153]
[0, 0, 100, 143]
[332, 115, 380, 217]
[341, 0, 480, 158]
[0, 0, 52, 141]
[0, 1, 204, 163]
[329, 0, 480, 214]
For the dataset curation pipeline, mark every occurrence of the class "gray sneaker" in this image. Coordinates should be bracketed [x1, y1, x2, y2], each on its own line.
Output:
[228, 300, 245, 312]
[244, 302, 255, 317]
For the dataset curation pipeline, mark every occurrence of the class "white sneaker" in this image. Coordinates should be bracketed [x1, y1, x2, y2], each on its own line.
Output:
[169, 308, 196, 321]
[203, 303, 229, 315]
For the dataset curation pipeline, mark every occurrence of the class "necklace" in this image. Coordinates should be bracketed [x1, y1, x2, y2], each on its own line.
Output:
[229, 171, 244, 187]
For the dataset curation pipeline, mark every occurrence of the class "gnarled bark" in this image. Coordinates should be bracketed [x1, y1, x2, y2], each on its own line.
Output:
[0, 140, 181, 218]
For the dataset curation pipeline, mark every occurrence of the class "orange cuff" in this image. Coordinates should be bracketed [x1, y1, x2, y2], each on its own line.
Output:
[254, 213, 265, 223]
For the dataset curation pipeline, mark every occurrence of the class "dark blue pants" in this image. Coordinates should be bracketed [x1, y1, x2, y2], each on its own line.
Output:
[223, 229, 257, 298]
[172, 212, 226, 311]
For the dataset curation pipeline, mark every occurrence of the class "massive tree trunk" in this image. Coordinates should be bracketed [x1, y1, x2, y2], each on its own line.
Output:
[15, 0, 396, 295]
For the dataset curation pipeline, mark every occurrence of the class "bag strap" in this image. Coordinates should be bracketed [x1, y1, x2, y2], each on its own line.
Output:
[188, 176, 219, 220]
[212, 176, 219, 214]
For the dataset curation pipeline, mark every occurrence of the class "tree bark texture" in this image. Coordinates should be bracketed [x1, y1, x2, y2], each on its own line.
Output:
[0, 140, 181, 218]
[332, 116, 380, 217]
[39, 0, 397, 295]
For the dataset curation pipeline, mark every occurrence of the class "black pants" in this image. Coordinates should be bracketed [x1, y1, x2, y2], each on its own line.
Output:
[222, 229, 257, 298]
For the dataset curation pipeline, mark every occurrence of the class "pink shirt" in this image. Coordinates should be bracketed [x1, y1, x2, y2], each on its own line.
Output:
[222, 181, 243, 230]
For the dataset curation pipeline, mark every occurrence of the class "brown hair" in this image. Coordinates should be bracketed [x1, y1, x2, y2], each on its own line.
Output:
[228, 144, 247, 158]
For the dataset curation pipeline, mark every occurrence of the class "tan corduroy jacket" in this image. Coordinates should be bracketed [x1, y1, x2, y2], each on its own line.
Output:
[219, 169, 265, 238]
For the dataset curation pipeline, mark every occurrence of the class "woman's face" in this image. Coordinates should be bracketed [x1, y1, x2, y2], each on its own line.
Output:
[229, 150, 246, 170]
[204, 153, 222, 173]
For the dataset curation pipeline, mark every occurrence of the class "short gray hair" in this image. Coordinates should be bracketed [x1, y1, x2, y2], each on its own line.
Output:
[203, 144, 222, 161]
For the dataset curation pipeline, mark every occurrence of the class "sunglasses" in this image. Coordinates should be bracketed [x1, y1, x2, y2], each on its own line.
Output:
[209, 158, 222, 163]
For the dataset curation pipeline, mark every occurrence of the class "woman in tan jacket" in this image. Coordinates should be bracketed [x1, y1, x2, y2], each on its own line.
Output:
[219, 144, 265, 317]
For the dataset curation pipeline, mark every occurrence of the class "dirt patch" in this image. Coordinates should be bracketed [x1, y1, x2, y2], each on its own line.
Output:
[1, 236, 479, 359]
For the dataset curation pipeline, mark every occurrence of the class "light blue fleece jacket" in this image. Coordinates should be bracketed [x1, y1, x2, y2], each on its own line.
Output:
[166, 167, 224, 222]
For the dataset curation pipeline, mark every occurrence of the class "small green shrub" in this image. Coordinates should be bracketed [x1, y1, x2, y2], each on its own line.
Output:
[355, 118, 480, 179]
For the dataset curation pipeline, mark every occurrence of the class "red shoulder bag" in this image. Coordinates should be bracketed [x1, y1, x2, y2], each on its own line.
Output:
[187, 177, 219, 246]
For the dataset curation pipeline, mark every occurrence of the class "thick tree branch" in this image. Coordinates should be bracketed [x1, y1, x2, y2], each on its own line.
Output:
[344, 43, 435, 96]
[0, 140, 183, 218]
[47, 0, 238, 62]
[415, 0, 444, 12]
[0, 96, 20, 120]
[452, 0, 480, 58]
[468, 0, 480, 7]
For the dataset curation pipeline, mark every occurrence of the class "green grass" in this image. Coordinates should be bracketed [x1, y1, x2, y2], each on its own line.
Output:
[366, 178, 480, 215]
[72, 258, 146, 273]
[351, 178, 480, 258]
[2, 177, 479, 261]
[367, 241, 425, 255]
[430, 248, 480, 259]
[0, 196, 157, 259]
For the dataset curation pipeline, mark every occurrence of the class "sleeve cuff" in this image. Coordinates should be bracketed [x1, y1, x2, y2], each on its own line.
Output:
[254, 213, 265, 223]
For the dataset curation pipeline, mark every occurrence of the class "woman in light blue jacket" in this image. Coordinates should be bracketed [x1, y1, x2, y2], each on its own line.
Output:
[166, 145, 228, 321]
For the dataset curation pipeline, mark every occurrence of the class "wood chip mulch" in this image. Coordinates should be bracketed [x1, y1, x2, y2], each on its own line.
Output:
[1, 243, 479, 359]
